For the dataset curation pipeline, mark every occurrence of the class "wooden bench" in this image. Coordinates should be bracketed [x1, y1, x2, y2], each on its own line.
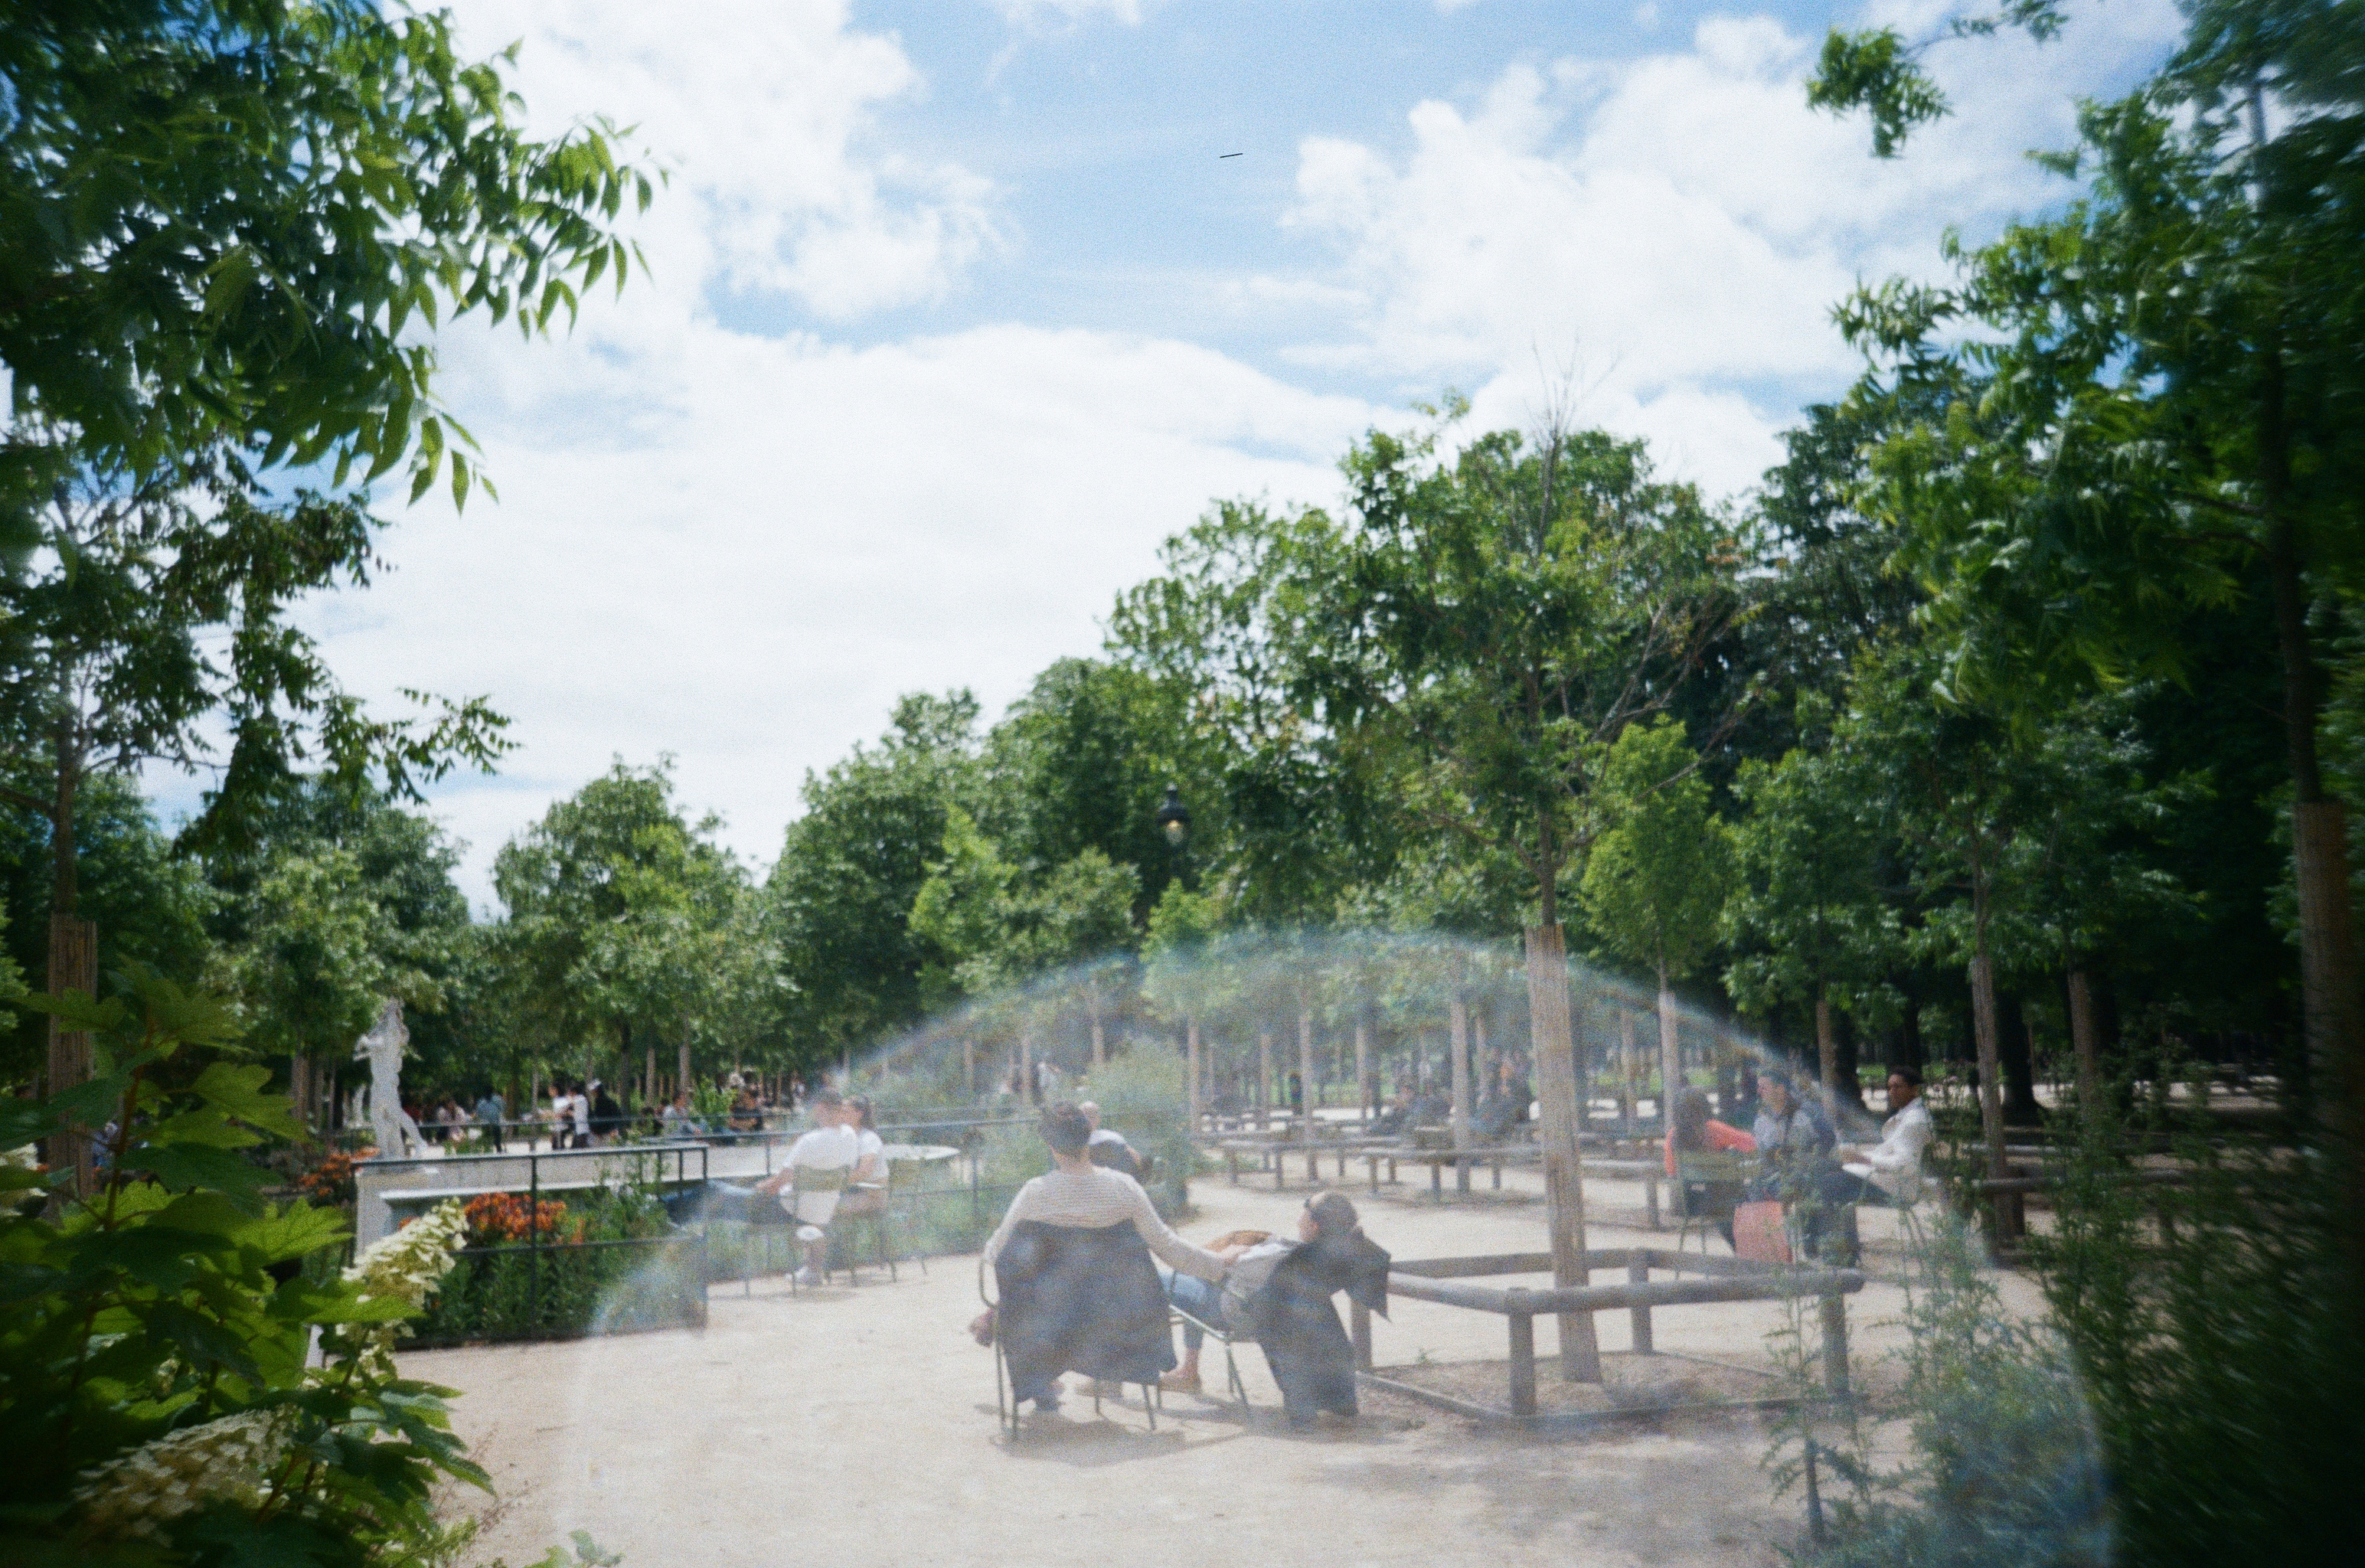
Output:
[1354, 1249, 1864, 1421]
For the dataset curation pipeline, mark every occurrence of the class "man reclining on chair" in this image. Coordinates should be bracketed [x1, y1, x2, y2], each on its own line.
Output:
[978, 1102, 1246, 1416]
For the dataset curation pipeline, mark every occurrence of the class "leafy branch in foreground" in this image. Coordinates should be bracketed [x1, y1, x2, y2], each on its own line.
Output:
[0, 968, 497, 1566]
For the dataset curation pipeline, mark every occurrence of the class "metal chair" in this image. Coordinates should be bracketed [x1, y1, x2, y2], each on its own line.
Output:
[981, 1236, 1165, 1435]
[833, 1169, 926, 1283]
[1673, 1152, 1751, 1253]
[784, 1165, 848, 1290]
[1169, 1299, 1252, 1409]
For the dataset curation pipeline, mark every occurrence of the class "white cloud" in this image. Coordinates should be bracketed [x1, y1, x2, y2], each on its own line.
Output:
[1275, 3, 2186, 495]
[992, 0, 1148, 26]
[267, 0, 2190, 908]
[460, 0, 998, 319]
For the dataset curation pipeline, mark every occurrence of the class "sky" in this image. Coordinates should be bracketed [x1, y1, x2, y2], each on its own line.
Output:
[249, 0, 2185, 907]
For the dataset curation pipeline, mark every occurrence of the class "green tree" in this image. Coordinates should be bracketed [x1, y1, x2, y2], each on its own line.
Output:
[1581, 719, 1736, 1112]
[0, 769, 213, 1080]
[493, 761, 751, 1093]
[0, 0, 650, 512]
[766, 692, 981, 1062]
[981, 658, 1213, 921]
[203, 780, 476, 1105]
[218, 846, 435, 1090]
[1724, 719, 1902, 1100]
[1811, 0, 2365, 1238]
[1296, 412, 1745, 1377]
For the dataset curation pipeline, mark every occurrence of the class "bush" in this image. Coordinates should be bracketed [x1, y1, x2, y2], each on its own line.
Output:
[1771, 1075, 2360, 1568]
[413, 1184, 701, 1344]
[1082, 1044, 1194, 1217]
[0, 972, 488, 1566]
[2024, 1116, 2360, 1567]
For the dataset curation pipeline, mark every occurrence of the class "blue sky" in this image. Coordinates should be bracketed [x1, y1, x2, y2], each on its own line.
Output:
[235, 0, 2184, 906]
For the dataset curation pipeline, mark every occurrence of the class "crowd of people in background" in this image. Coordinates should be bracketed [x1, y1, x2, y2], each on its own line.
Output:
[380, 1068, 819, 1155]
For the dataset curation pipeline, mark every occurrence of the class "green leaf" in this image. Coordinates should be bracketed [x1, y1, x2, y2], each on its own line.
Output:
[187, 1063, 305, 1140]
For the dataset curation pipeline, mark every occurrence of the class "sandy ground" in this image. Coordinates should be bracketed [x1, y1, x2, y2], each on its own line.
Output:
[416, 1163, 2035, 1568]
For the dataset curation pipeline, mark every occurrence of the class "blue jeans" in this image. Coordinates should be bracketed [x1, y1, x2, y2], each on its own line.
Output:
[1159, 1266, 1226, 1353]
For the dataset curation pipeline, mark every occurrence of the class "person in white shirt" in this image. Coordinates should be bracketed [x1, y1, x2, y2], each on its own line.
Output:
[1827, 1067, 1935, 1207]
[755, 1087, 860, 1284]
[570, 1083, 594, 1148]
[975, 1103, 1246, 1414]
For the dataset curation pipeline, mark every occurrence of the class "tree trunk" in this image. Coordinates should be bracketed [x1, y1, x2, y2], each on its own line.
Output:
[2262, 341, 2365, 1276]
[1090, 989, 1106, 1069]
[1186, 1017, 1200, 1129]
[1259, 1030, 1274, 1129]
[1449, 997, 1472, 1152]
[1616, 1008, 1638, 1135]
[43, 724, 96, 1200]
[963, 1037, 976, 1099]
[1968, 867, 2011, 1240]
[1526, 923, 1600, 1381]
[2066, 969, 2099, 1120]
[1355, 1020, 1371, 1121]
[1021, 1028, 1035, 1106]
[1815, 985, 1838, 1102]
[678, 1024, 691, 1103]
[1298, 1008, 1317, 1145]
[1658, 965, 1681, 1130]
[46, 913, 97, 1200]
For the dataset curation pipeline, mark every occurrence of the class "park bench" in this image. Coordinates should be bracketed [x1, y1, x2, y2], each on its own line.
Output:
[1351, 1249, 1864, 1424]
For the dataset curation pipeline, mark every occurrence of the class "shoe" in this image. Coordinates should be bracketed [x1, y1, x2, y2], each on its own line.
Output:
[1031, 1395, 1062, 1416]
[1158, 1370, 1201, 1393]
[794, 1266, 820, 1286]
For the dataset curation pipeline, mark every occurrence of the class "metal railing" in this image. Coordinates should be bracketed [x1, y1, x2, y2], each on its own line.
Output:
[364, 1143, 711, 1337]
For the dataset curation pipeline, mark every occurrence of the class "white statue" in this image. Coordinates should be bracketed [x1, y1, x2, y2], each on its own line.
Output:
[354, 998, 426, 1158]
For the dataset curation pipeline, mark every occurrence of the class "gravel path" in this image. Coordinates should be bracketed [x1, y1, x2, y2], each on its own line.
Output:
[416, 1166, 1949, 1567]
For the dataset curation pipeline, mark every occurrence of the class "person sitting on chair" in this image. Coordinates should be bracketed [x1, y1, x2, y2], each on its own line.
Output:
[1474, 1059, 1534, 1140]
[831, 1095, 892, 1259]
[1812, 1067, 1934, 1259]
[1242, 1191, 1390, 1430]
[1746, 1070, 1841, 1259]
[977, 1103, 1246, 1416]
[1077, 1100, 1145, 1179]
[1370, 1084, 1416, 1138]
[1158, 1228, 1290, 1396]
[754, 1086, 858, 1285]
[1665, 1088, 1756, 1248]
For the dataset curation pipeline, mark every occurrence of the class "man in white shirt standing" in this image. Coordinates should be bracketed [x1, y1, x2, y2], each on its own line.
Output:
[756, 1086, 859, 1285]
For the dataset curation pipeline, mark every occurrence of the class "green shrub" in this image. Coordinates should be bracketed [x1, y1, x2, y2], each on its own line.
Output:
[1081, 1044, 1194, 1217]
[2024, 1120, 2360, 1567]
[0, 972, 490, 1566]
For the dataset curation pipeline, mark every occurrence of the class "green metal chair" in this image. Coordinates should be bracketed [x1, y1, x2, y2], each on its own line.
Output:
[1673, 1152, 1752, 1253]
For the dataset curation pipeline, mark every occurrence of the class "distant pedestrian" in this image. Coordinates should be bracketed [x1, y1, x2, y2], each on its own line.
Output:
[475, 1088, 507, 1152]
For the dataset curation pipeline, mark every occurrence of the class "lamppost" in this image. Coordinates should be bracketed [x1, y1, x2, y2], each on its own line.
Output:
[1152, 783, 1200, 1130]
[1152, 782, 1191, 864]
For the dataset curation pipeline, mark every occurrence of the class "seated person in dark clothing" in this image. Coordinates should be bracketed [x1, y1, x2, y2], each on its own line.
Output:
[1370, 1085, 1416, 1138]
[1158, 1227, 1283, 1394]
[1237, 1191, 1390, 1429]
[978, 1103, 1244, 1416]
[1746, 1070, 1843, 1260]
[1474, 1060, 1534, 1139]
[1408, 1087, 1450, 1127]
[1077, 1099, 1148, 1181]
[1158, 1198, 1390, 1427]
